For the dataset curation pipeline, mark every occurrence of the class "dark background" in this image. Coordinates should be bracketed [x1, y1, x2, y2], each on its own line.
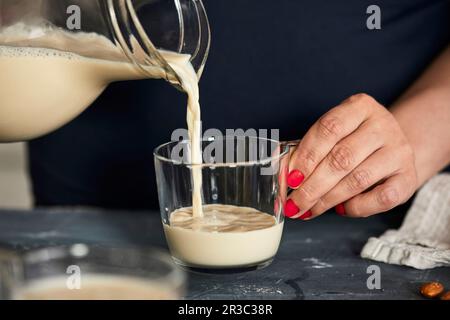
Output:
[28, 0, 450, 210]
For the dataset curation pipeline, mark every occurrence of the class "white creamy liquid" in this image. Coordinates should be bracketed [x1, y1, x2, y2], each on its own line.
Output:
[0, 22, 204, 217]
[164, 204, 284, 268]
[13, 274, 179, 300]
[0, 45, 146, 141]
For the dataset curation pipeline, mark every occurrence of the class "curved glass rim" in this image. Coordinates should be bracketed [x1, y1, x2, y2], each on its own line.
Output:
[17, 244, 186, 290]
[153, 136, 290, 168]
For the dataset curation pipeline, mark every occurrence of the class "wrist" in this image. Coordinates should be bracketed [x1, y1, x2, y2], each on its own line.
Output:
[391, 92, 450, 186]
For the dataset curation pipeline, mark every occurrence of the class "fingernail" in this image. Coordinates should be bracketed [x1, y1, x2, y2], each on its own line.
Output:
[299, 210, 313, 220]
[287, 170, 305, 189]
[335, 203, 346, 216]
[284, 199, 300, 218]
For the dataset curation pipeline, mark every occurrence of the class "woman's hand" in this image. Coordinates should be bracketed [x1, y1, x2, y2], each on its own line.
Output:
[285, 93, 418, 220]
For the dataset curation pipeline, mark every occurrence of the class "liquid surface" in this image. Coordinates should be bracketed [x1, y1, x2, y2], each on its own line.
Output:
[170, 204, 278, 233]
[164, 204, 284, 267]
[14, 274, 179, 300]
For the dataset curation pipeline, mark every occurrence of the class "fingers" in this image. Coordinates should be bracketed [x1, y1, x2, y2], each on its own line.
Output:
[343, 172, 416, 217]
[289, 94, 375, 181]
[309, 147, 401, 216]
[284, 93, 418, 220]
[287, 121, 384, 218]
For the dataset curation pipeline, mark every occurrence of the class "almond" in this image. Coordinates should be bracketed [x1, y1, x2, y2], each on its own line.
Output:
[440, 291, 450, 300]
[420, 282, 444, 299]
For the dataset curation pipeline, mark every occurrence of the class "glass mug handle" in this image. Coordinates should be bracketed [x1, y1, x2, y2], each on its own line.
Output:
[279, 139, 301, 164]
[282, 139, 301, 151]
[276, 139, 302, 217]
[278, 139, 302, 213]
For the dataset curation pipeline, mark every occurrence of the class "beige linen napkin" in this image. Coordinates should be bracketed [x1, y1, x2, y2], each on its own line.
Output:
[361, 173, 450, 269]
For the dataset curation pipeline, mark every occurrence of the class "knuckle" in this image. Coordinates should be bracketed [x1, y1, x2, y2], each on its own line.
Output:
[314, 197, 327, 212]
[297, 184, 316, 203]
[347, 169, 372, 192]
[304, 148, 317, 164]
[403, 170, 418, 199]
[346, 93, 384, 114]
[402, 143, 415, 161]
[367, 117, 385, 133]
[410, 171, 418, 194]
[318, 115, 343, 139]
[328, 144, 354, 172]
[377, 187, 400, 210]
[347, 93, 374, 104]
[345, 202, 365, 218]
[298, 148, 318, 174]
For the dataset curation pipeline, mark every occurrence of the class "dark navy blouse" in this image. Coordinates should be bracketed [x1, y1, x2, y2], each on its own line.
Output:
[29, 0, 450, 209]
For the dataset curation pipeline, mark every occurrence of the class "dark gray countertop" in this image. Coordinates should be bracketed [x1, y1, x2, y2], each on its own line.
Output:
[0, 206, 448, 300]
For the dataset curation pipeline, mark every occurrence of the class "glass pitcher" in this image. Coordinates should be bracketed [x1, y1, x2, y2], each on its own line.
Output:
[0, 0, 210, 142]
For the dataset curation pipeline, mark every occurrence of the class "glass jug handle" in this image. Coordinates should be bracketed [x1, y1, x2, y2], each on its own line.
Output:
[106, 0, 211, 86]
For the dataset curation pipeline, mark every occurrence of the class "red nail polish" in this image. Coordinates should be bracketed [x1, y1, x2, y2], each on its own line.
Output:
[287, 170, 305, 189]
[284, 199, 300, 218]
[336, 203, 346, 216]
[299, 210, 313, 220]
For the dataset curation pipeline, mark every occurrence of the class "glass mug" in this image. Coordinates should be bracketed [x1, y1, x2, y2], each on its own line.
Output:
[0, 244, 186, 300]
[0, 0, 210, 141]
[154, 136, 293, 272]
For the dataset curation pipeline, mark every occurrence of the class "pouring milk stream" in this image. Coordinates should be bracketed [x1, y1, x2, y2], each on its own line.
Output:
[0, 5, 283, 270]
[0, 22, 204, 218]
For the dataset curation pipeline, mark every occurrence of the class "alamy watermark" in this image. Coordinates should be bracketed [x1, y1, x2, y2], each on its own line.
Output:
[66, 5, 81, 30]
[169, 127, 282, 175]
[366, 5, 382, 30]
[65, 4, 381, 32]
[366, 265, 381, 290]
[66, 265, 81, 290]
